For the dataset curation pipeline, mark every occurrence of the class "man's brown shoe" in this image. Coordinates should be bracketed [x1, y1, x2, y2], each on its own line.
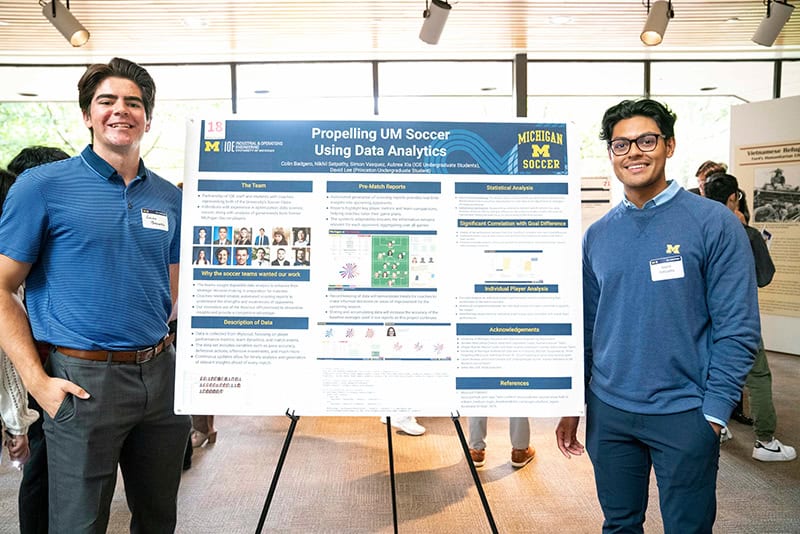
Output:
[511, 447, 535, 468]
[469, 448, 486, 467]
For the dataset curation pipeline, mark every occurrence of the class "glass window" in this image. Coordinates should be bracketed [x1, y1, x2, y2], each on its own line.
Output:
[378, 96, 514, 120]
[378, 61, 514, 119]
[524, 63, 643, 182]
[651, 62, 775, 190]
[0, 101, 85, 168]
[236, 62, 374, 118]
[146, 65, 232, 102]
[0, 66, 87, 102]
[651, 61, 774, 104]
[379, 61, 512, 96]
[527, 62, 644, 96]
[645, 96, 741, 191]
[781, 60, 800, 97]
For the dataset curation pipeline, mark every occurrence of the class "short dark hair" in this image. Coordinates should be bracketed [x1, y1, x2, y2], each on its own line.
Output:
[0, 169, 18, 219]
[78, 57, 156, 120]
[704, 172, 739, 204]
[7, 146, 70, 175]
[600, 99, 677, 142]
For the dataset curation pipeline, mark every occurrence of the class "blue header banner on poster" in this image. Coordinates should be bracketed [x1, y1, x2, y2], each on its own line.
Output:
[199, 120, 568, 175]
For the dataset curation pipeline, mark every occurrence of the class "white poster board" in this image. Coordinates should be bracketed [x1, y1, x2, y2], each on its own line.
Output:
[730, 96, 800, 355]
[175, 119, 585, 416]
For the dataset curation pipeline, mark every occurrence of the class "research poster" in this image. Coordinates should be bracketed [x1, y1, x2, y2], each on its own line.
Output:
[175, 119, 584, 417]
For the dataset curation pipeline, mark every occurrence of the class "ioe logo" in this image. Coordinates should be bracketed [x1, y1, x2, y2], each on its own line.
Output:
[666, 244, 680, 254]
[204, 141, 220, 152]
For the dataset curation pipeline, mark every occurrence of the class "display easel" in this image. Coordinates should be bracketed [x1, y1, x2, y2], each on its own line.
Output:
[254, 411, 498, 534]
[255, 409, 300, 533]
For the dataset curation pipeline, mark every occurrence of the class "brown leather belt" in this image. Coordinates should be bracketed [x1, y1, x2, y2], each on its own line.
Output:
[56, 333, 176, 364]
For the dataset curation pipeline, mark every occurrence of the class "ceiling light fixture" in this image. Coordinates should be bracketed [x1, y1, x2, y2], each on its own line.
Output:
[641, 0, 674, 46]
[419, 0, 451, 45]
[752, 0, 795, 47]
[40, 0, 89, 47]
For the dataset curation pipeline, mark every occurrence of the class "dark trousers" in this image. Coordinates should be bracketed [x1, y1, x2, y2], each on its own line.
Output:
[45, 345, 191, 534]
[18, 394, 48, 534]
[586, 390, 720, 534]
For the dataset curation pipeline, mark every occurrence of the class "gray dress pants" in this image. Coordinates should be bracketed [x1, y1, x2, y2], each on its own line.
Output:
[468, 417, 530, 450]
[45, 344, 191, 534]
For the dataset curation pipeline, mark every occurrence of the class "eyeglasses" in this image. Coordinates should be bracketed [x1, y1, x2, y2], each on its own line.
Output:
[608, 134, 666, 156]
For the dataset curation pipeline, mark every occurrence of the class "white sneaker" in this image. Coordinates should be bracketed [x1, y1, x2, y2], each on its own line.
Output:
[720, 427, 733, 443]
[752, 438, 797, 462]
[388, 416, 426, 436]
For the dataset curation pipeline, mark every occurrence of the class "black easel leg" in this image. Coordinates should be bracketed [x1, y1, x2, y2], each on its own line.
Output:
[452, 414, 498, 534]
[386, 416, 399, 534]
[255, 409, 300, 534]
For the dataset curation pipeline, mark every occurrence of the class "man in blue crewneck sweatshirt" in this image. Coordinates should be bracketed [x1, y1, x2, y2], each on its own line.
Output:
[555, 99, 760, 533]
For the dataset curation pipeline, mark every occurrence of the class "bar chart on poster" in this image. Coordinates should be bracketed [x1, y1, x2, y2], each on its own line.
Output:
[175, 118, 585, 417]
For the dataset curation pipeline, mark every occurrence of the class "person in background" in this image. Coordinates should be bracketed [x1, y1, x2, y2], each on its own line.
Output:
[688, 160, 727, 196]
[704, 172, 796, 462]
[4, 146, 70, 534]
[691, 161, 752, 424]
[0, 168, 38, 475]
[556, 99, 760, 533]
[7, 146, 70, 177]
[0, 57, 190, 533]
[468, 417, 535, 468]
[190, 415, 217, 448]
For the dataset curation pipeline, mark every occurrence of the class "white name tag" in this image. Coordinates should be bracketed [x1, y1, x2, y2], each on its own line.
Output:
[650, 256, 684, 282]
[141, 209, 169, 231]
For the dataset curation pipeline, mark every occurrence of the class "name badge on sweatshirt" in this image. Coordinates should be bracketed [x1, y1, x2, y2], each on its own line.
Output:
[650, 256, 684, 282]
[141, 208, 169, 231]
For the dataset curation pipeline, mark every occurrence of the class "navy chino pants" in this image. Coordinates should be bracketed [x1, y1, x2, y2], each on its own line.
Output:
[585, 390, 720, 534]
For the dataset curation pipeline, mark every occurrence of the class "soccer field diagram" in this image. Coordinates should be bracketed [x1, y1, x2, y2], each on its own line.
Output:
[371, 235, 410, 288]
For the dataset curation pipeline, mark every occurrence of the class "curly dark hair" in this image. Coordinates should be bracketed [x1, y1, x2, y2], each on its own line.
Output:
[7, 146, 69, 176]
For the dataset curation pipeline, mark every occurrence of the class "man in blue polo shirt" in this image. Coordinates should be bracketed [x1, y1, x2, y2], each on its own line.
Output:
[0, 57, 190, 534]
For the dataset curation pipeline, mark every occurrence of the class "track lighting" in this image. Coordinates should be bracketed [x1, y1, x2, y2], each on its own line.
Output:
[640, 0, 674, 46]
[40, 0, 89, 47]
[419, 0, 451, 45]
[752, 0, 795, 47]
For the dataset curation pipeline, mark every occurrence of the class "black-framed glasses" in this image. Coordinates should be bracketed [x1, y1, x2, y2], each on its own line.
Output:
[608, 134, 666, 156]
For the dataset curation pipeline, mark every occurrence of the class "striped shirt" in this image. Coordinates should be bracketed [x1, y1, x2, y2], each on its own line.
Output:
[0, 145, 181, 350]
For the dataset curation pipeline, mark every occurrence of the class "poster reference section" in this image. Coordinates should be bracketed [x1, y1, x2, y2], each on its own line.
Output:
[176, 119, 584, 417]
